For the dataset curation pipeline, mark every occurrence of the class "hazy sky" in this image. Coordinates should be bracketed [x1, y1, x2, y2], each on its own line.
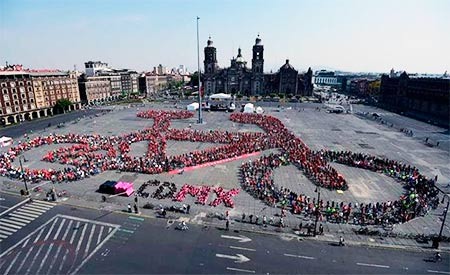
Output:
[1, 0, 449, 74]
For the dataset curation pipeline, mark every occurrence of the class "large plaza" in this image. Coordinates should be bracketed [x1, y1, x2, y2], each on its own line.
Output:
[1, 102, 449, 240]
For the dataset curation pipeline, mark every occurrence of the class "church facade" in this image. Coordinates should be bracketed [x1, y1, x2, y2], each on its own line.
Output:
[203, 35, 313, 97]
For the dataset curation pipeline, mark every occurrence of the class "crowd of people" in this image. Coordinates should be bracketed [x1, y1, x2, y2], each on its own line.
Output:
[0, 109, 440, 223]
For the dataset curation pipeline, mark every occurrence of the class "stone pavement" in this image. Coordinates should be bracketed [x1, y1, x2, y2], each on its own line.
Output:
[1, 102, 449, 252]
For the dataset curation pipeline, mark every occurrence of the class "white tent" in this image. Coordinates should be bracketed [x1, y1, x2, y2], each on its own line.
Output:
[255, 106, 264, 114]
[0, 136, 13, 147]
[243, 103, 255, 113]
[209, 93, 232, 100]
[186, 102, 199, 111]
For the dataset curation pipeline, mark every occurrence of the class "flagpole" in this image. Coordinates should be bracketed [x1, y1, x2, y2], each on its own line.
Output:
[196, 16, 203, 124]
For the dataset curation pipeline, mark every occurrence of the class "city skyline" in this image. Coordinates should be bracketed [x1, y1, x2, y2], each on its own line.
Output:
[1, 0, 449, 74]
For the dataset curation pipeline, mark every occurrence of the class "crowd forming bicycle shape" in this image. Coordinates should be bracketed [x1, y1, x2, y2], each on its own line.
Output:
[0, 109, 440, 225]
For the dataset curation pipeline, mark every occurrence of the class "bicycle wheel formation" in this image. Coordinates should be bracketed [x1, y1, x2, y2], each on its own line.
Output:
[0, 109, 438, 224]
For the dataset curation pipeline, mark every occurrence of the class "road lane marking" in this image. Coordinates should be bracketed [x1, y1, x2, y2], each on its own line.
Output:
[16, 227, 47, 273]
[24, 218, 59, 275]
[128, 216, 144, 221]
[33, 200, 56, 206]
[221, 234, 252, 243]
[97, 226, 104, 245]
[84, 224, 96, 258]
[226, 267, 256, 273]
[47, 219, 72, 275]
[11, 210, 39, 218]
[357, 262, 390, 268]
[58, 221, 80, 273]
[9, 215, 34, 222]
[27, 204, 52, 211]
[71, 224, 119, 275]
[9, 213, 36, 221]
[0, 230, 13, 235]
[229, 246, 256, 252]
[0, 221, 21, 229]
[216, 253, 250, 263]
[284, 253, 315, 260]
[0, 218, 28, 226]
[427, 270, 450, 274]
[20, 206, 46, 214]
[0, 198, 30, 216]
[35, 219, 66, 274]
[0, 227, 17, 233]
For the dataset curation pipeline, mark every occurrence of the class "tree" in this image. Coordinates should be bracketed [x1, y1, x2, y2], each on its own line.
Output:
[189, 72, 199, 87]
[54, 99, 72, 113]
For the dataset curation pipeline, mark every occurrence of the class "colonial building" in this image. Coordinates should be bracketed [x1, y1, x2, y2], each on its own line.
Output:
[0, 65, 81, 125]
[78, 75, 112, 105]
[380, 72, 450, 127]
[203, 35, 313, 96]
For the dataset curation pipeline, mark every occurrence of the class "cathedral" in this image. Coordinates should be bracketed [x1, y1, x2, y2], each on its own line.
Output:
[203, 35, 313, 97]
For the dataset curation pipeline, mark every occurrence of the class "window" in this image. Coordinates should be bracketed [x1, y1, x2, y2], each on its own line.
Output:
[13, 95, 18, 100]
[28, 87, 32, 92]
[5, 102, 10, 107]
[1, 83, 6, 87]
[21, 93, 26, 98]
[27, 81, 31, 85]
[2, 89, 7, 94]
[19, 81, 24, 86]
[12, 88, 17, 93]
[30, 99, 34, 103]
[3, 95, 9, 101]
[15, 106, 19, 112]
[14, 101, 19, 106]
[10, 82, 15, 88]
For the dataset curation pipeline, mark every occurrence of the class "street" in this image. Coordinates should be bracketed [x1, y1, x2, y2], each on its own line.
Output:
[0, 192, 448, 274]
[0, 108, 104, 139]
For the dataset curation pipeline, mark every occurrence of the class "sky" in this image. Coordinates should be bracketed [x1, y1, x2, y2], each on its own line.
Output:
[1, 0, 449, 74]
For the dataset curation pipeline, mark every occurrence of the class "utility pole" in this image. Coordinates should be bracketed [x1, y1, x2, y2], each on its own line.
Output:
[434, 194, 449, 248]
[196, 16, 203, 124]
[18, 157, 29, 196]
[313, 187, 321, 236]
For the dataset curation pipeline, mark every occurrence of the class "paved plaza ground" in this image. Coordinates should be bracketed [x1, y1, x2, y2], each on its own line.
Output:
[1, 102, 449, 249]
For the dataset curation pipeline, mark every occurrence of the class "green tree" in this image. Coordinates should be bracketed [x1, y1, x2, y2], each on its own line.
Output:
[189, 72, 199, 87]
[54, 98, 72, 113]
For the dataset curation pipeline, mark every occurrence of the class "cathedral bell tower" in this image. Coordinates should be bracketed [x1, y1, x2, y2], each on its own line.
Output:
[204, 36, 217, 75]
[251, 34, 264, 95]
[203, 36, 217, 95]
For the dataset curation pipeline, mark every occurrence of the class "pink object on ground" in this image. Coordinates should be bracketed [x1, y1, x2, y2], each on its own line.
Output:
[168, 151, 260, 175]
[115, 181, 134, 196]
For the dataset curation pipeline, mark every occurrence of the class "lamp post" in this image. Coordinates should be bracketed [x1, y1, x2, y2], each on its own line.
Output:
[196, 16, 203, 124]
[313, 187, 321, 236]
[434, 194, 450, 249]
[18, 157, 29, 196]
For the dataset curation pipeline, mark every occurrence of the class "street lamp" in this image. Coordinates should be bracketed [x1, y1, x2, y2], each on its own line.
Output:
[196, 16, 203, 124]
[313, 187, 321, 236]
[18, 156, 30, 196]
[434, 193, 450, 249]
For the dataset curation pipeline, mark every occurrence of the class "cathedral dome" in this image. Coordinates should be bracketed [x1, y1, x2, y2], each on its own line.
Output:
[236, 48, 245, 63]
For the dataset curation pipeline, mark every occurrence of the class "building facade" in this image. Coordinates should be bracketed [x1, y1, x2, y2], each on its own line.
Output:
[78, 76, 112, 104]
[0, 65, 81, 125]
[380, 72, 450, 127]
[203, 35, 313, 96]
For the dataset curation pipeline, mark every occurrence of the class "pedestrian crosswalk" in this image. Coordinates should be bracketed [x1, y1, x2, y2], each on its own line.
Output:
[0, 214, 119, 275]
[0, 200, 55, 243]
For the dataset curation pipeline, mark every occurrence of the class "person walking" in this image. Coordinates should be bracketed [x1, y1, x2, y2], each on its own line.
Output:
[127, 203, 132, 213]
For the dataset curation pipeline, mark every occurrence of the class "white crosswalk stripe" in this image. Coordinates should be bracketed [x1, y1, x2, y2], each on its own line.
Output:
[12, 211, 40, 219]
[0, 200, 55, 242]
[0, 222, 22, 230]
[0, 219, 28, 227]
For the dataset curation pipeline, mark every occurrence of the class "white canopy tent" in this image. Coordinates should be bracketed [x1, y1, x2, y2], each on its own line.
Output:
[255, 106, 264, 114]
[209, 93, 232, 100]
[186, 102, 199, 111]
[243, 103, 255, 113]
[0, 136, 13, 147]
